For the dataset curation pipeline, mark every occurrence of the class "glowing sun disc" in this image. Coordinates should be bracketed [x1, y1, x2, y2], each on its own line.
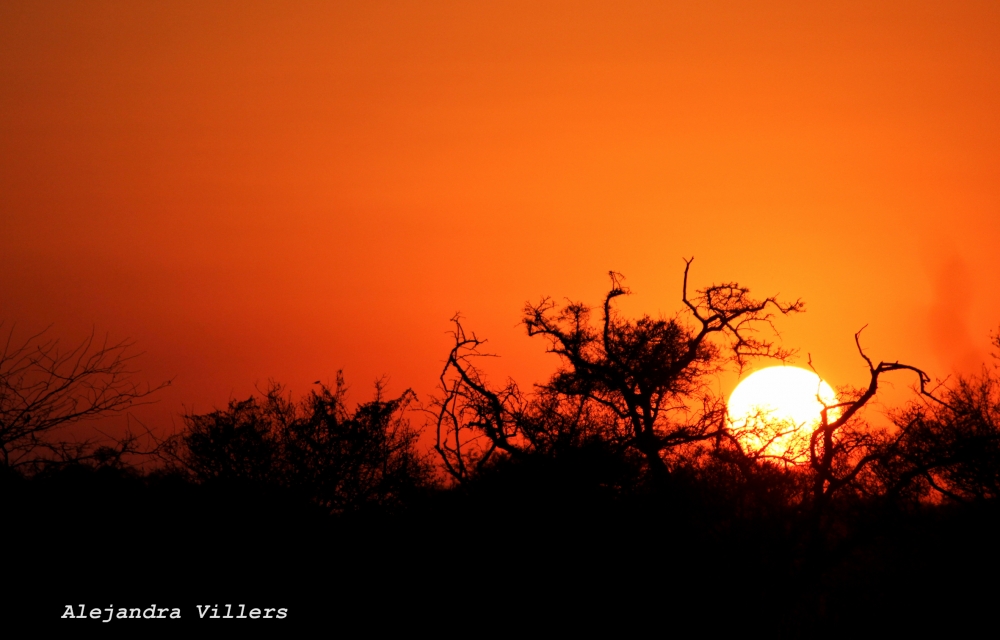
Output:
[727, 366, 838, 460]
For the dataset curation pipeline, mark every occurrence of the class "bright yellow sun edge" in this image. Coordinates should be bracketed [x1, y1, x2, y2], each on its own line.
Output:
[727, 366, 839, 462]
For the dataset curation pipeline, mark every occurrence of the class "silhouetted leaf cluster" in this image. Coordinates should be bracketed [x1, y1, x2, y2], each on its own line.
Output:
[178, 375, 433, 513]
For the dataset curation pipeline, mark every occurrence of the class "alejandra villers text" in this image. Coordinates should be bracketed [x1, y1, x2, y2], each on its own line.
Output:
[61, 604, 289, 621]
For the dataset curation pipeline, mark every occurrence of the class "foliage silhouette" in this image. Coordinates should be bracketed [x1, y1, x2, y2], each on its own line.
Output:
[434, 261, 802, 481]
[11, 276, 1000, 632]
[178, 375, 434, 513]
[880, 364, 1000, 503]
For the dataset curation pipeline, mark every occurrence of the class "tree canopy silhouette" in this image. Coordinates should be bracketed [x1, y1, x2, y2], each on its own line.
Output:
[434, 260, 803, 481]
[879, 353, 1000, 503]
[178, 375, 434, 513]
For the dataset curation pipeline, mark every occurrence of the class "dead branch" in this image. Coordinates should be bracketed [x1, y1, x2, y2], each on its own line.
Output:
[0, 324, 170, 470]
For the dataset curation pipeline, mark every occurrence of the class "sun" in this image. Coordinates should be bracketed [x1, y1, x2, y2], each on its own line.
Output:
[727, 366, 838, 461]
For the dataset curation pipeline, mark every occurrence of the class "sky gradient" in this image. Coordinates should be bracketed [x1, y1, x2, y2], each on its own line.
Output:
[3, 1, 999, 437]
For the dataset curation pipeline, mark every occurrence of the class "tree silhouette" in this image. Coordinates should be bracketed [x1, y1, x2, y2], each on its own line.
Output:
[802, 329, 940, 515]
[434, 260, 803, 481]
[6, 277, 1000, 632]
[877, 363, 1000, 503]
[181, 386, 286, 485]
[179, 375, 434, 513]
[0, 324, 168, 471]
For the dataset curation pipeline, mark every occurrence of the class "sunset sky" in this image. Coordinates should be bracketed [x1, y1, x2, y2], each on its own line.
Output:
[2, 1, 999, 436]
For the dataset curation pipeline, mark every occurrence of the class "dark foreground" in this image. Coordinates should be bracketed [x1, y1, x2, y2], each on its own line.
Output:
[6, 462, 1000, 636]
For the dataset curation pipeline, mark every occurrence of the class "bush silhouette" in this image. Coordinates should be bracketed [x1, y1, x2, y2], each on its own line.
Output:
[180, 375, 433, 513]
[12, 271, 1000, 632]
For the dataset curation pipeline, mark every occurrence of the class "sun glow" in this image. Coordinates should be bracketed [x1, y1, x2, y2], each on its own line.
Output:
[727, 366, 838, 462]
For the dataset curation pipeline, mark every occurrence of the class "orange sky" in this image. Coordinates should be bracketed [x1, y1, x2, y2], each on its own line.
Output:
[2, 1, 999, 437]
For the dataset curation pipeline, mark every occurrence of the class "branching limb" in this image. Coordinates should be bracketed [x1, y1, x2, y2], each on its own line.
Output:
[0, 324, 170, 470]
[431, 316, 527, 481]
[806, 327, 943, 508]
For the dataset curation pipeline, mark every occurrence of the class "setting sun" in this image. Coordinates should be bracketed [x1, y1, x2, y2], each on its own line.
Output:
[3, 1, 998, 627]
[728, 366, 838, 461]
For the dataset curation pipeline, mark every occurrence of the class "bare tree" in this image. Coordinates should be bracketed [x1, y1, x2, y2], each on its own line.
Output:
[803, 328, 941, 514]
[434, 260, 803, 481]
[0, 324, 169, 471]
